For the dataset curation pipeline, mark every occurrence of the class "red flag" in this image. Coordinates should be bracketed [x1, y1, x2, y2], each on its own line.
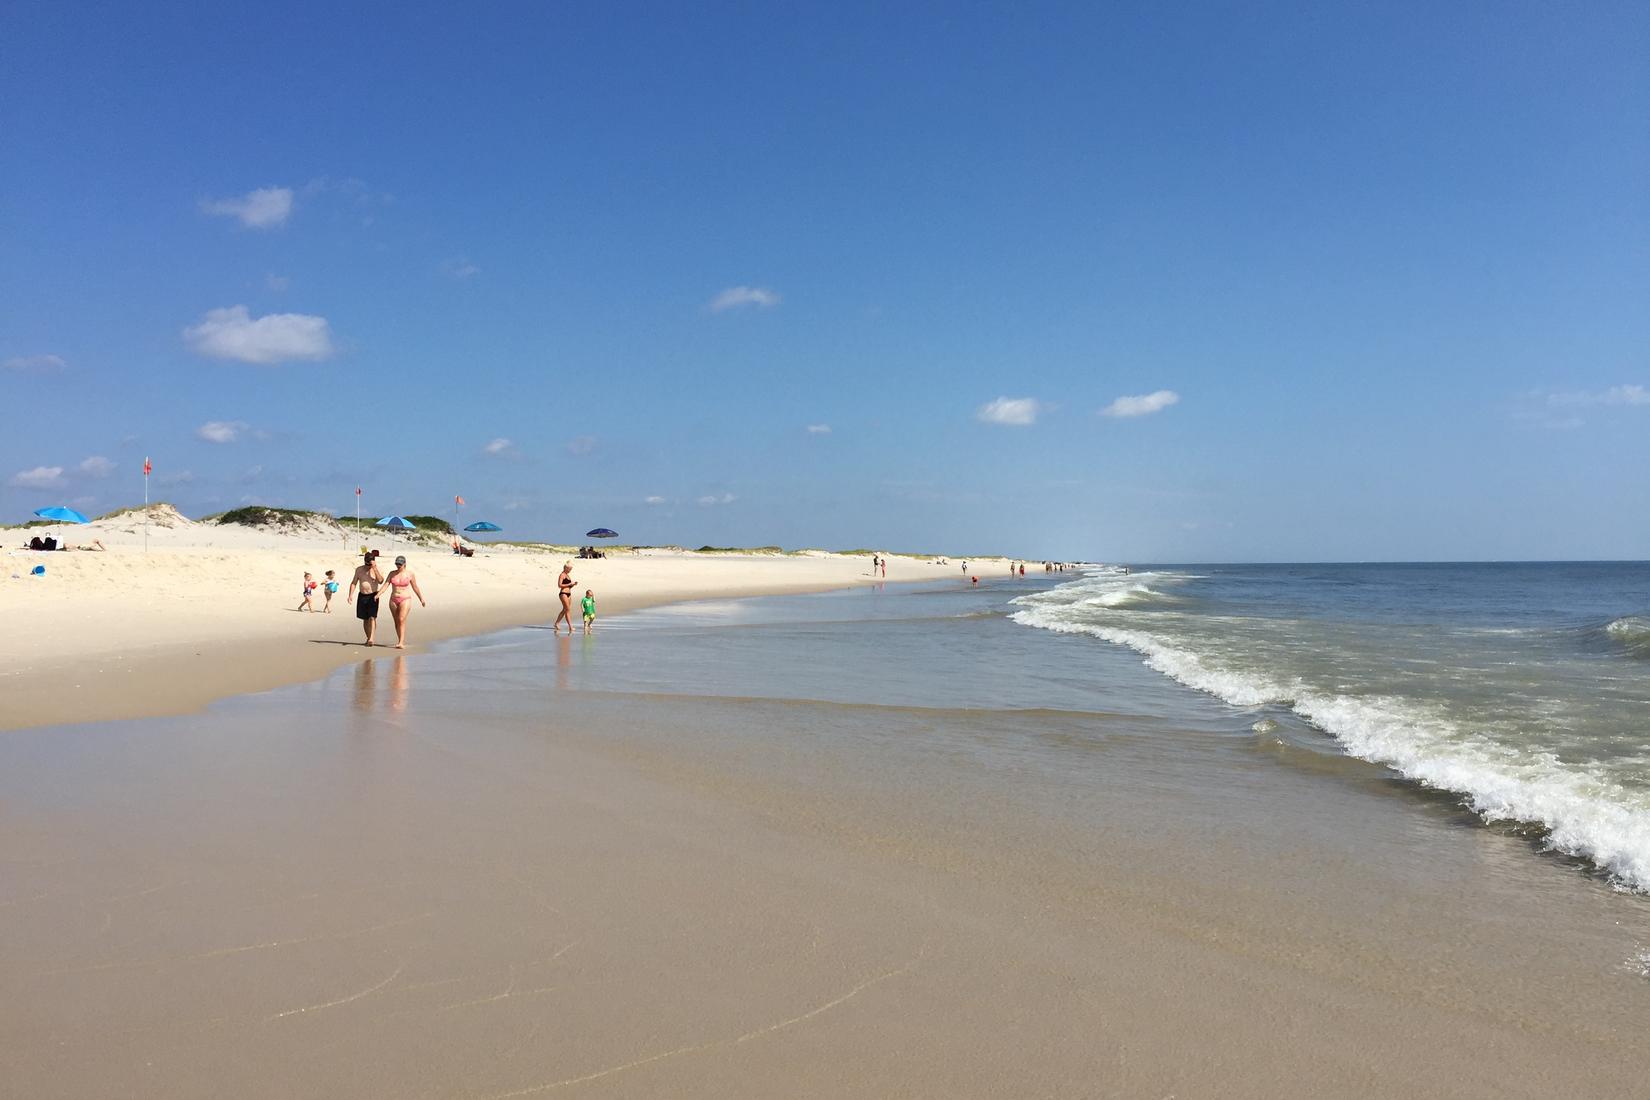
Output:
[355, 487, 362, 496]
[455, 495, 465, 506]
[143, 458, 152, 476]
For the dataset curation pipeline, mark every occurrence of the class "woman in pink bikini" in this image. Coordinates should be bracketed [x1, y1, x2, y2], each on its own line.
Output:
[381, 554, 427, 649]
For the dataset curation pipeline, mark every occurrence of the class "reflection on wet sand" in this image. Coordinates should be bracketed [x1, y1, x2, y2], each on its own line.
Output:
[350, 656, 411, 717]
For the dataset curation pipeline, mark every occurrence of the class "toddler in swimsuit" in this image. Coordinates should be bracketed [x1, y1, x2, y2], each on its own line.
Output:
[298, 573, 318, 612]
[581, 589, 596, 634]
[322, 570, 340, 612]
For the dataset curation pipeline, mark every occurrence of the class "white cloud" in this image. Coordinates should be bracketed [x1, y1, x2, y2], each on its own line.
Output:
[266, 273, 290, 292]
[644, 495, 666, 505]
[78, 455, 115, 478]
[708, 286, 781, 313]
[8, 465, 65, 489]
[697, 492, 737, 506]
[1101, 390, 1180, 418]
[482, 437, 518, 458]
[2, 353, 67, 373]
[157, 470, 196, 486]
[201, 186, 294, 229]
[196, 420, 249, 444]
[183, 305, 335, 364]
[443, 257, 481, 279]
[566, 435, 598, 456]
[1548, 384, 1650, 408]
[976, 397, 1043, 426]
[806, 424, 831, 435]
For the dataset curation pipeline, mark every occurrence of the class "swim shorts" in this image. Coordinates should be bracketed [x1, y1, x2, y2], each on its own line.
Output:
[357, 593, 380, 620]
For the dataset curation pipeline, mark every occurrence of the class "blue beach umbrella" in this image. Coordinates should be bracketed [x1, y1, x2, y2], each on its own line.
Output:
[585, 527, 618, 539]
[375, 515, 415, 529]
[464, 521, 502, 533]
[34, 506, 89, 524]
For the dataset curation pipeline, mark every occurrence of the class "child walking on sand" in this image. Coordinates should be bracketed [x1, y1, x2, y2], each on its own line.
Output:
[581, 589, 597, 634]
[298, 572, 318, 612]
[322, 570, 340, 612]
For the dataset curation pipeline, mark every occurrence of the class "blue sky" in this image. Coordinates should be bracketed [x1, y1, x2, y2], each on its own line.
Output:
[3, 1, 1646, 560]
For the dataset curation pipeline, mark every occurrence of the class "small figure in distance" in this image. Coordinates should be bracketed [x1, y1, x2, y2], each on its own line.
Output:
[348, 551, 385, 646]
[554, 562, 577, 635]
[582, 589, 596, 635]
[297, 572, 318, 612]
[382, 554, 426, 649]
[322, 570, 340, 612]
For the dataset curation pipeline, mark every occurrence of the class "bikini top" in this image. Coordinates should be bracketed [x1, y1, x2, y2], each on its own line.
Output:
[390, 574, 412, 588]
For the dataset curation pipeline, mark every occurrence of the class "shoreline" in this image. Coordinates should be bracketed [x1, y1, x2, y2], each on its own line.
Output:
[1, 558, 957, 734]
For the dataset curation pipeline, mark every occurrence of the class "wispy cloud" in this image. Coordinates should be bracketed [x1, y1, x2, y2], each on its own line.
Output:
[1546, 384, 1650, 408]
[201, 186, 294, 229]
[1101, 390, 1180, 418]
[482, 437, 519, 458]
[78, 455, 115, 478]
[443, 257, 481, 279]
[196, 420, 250, 444]
[644, 495, 666, 505]
[9, 465, 65, 489]
[157, 470, 197, 486]
[697, 492, 737, 506]
[2, 353, 67, 373]
[265, 273, 290, 292]
[806, 423, 832, 435]
[708, 286, 780, 313]
[183, 306, 334, 364]
[566, 435, 598, 457]
[976, 397, 1043, 426]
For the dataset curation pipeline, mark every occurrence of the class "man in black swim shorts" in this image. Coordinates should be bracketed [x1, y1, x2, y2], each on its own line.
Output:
[346, 550, 385, 646]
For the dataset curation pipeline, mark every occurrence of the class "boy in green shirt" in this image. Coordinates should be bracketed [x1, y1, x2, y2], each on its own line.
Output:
[581, 589, 596, 634]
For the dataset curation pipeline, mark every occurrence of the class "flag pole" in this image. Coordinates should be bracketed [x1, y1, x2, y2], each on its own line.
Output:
[143, 457, 151, 554]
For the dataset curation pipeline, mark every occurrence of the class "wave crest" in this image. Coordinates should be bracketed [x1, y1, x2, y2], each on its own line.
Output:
[1010, 587, 1650, 893]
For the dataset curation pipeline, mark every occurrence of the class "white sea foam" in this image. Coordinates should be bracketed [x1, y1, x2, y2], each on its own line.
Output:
[1605, 616, 1650, 656]
[1010, 575, 1650, 893]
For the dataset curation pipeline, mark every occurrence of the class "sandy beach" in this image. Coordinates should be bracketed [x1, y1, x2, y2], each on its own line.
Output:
[0, 507, 977, 732]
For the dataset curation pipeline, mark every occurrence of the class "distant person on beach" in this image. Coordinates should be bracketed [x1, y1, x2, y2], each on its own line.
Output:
[297, 573, 318, 612]
[554, 562, 577, 634]
[880, 555, 887, 578]
[322, 570, 339, 612]
[382, 554, 426, 649]
[582, 589, 596, 634]
[347, 551, 385, 646]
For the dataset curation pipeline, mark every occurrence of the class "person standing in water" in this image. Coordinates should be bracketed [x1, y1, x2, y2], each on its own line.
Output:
[554, 562, 577, 634]
[581, 589, 596, 635]
[381, 554, 426, 649]
[347, 551, 384, 646]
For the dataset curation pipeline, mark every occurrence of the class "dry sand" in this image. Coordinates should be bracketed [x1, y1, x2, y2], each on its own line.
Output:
[0, 507, 975, 732]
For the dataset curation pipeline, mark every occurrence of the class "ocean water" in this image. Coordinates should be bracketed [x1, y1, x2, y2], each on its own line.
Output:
[1010, 563, 1650, 892]
[440, 562, 1650, 894]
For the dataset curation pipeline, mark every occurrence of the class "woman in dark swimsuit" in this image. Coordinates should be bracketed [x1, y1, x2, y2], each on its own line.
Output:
[554, 562, 577, 634]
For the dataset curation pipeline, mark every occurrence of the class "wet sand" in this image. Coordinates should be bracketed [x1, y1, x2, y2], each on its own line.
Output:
[3, 642, 1647, 1098]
